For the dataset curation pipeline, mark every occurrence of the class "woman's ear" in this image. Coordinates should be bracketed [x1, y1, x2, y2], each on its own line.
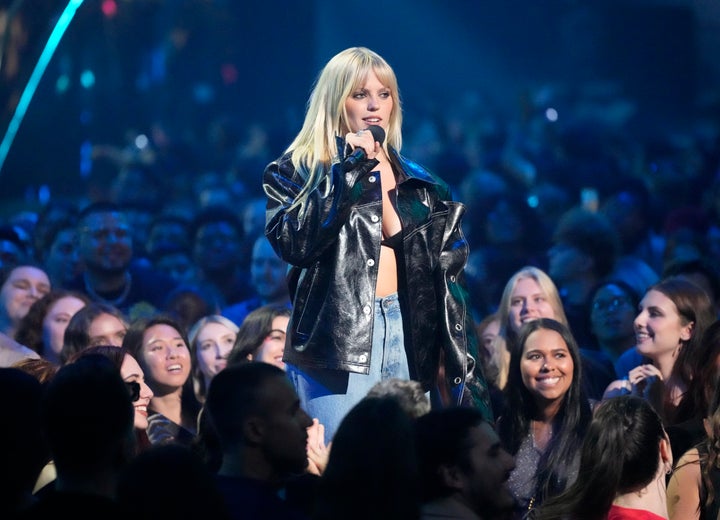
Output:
[660, 433, 673, 470]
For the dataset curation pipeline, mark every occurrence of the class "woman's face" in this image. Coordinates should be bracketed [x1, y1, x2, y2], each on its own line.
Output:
[590, 284, 636, 345]
[141, 323, 191, 389]
[508, 277, 556, 333]
[344, 69, 393, 134]
[252, 315, 289, 370]
[479, 318, 501, 364]
[520, 327, 574, 407]
[0, 266, 51, 326]
[87, 313, 127, 347]
[634, 289, 693, 361]
[42, 296, 86, 360]
[120, 354, 154, 430]
[195, 321, 237, 382]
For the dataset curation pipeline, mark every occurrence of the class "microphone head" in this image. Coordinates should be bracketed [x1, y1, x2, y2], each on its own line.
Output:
[367, 125, 386, 145]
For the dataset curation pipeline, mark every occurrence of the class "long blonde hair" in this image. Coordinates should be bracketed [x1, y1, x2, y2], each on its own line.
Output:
[285, 47, 403, 215]
[490, 266, 568, 389]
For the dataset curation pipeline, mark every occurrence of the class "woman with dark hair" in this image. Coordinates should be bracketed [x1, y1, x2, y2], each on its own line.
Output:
[603, 277, 716, 426]
[497, 317, 592, 518]
[122, 314, 201, 446]
[59, 301, 128, 364]
[668, 319, 720, 462]
[227, 304, 291, 370]
[669, 379, 720, 520]
[69, 345, 154, 447]
[15, 289, 89, 365]
[534, 395, 671, 520]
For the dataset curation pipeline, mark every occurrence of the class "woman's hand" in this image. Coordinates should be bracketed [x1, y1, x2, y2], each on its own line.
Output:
[627, 364, 664, 400]
[344, 129, 380, 160]
[306, 418, 330, 476]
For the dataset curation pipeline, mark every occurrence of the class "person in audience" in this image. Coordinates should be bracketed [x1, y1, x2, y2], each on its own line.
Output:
[588, 279, 643, 375]
[19, 354, 135, 518]
[14, 289, 89, 365]
[191, 205, 253, 310]
[668, 381, 720, 520]
[667, 319, 720, 462]
[123, 314, 201, 446]
[491, 266, 615, 404]
[222, 235, 291, 327]
[312, 396, 420, 520]
[70, 345, 154, 448]
[0, 225, 31, 269]
[497, 318, 592, 518]
[0, 367, 49, 518]
[535, 395, 672, 520]
[65, 201, 179, 319]
[0, 263, 51, 338]
[205, 362, 316, 520]
[59, 301, 128, 364]
[603, 277, 716, 426]
[187, 314, 239, 403]
[35, 218, 83, 290]
[415, 406, 517, 520]
[365, 377, 431, 419]
[227, 304, 290, 370]
[547, 207, 621, 350]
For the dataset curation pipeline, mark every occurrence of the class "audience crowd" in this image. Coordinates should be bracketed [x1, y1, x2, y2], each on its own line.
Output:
[4, 85, 720, 519]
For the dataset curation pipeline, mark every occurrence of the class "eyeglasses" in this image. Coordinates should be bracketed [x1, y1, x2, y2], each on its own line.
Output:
[592, 297, 631, 313]
[125, 381, 140, 402]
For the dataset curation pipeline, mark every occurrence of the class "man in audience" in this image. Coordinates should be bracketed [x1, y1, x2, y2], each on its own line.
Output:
[415, 406, 516, 520]
[223, 235, 291, 326]
[66, 202, 178, 319]
[205, 362, 315, 519]
[19, 354, 135, 518]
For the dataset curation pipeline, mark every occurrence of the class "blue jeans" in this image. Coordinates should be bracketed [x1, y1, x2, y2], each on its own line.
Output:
[286, 292, 409, 444]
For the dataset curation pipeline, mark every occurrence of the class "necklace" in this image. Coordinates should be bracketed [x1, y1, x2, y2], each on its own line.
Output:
[83, 271, 132, 307]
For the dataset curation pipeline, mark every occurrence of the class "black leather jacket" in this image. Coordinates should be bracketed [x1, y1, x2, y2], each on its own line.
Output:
[263, 139, 492, 419]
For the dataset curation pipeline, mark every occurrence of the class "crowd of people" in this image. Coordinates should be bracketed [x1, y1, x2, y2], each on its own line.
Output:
[3, 44, 720, 519]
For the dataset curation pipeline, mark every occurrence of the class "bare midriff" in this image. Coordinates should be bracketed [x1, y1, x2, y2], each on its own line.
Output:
[376, 158, 400, 298]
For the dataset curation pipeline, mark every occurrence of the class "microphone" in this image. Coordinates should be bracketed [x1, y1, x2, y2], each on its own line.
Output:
[342, 125, 386, 172]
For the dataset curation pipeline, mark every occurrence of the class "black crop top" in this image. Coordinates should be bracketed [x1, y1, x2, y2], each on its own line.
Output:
[381, 231, 403, 250]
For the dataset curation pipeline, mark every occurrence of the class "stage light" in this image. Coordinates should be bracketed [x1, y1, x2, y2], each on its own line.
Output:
[545, 107, 558, 122]
[56, 74, 70, 93]
[80, 69, 95, 88]
[101, 0, 117, 18]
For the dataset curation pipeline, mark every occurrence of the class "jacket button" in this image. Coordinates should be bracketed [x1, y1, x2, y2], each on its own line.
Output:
[363, 305, 371, 315]
[450, 275, 456, 283]
[455, 323, 462, 331]
[358, 354, 368, 363]
[371, 215, 379, 223]
[453, 377, 462, 385]
[368, 175, 377, 183]
[367, 259, 375, 267]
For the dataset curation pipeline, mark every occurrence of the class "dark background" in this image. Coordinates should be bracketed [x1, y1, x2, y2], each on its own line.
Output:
[0, 0, 717, 208]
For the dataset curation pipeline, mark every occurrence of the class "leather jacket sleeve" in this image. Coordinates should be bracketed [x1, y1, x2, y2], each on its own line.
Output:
[263, 148, 378, 268]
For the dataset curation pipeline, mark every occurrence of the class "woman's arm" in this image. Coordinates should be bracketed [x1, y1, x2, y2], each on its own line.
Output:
[264, 155, 378, 267]
[667, 448, 702, 520]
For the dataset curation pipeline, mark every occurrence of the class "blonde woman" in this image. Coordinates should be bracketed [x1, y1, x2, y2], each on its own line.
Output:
[187, 314, 239, 403]
[264, 46, 490, 441]
[490, 266, 614, 405]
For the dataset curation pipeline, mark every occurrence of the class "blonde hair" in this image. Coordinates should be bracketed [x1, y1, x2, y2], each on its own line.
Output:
[187, 314, 240, 402]
[285, 47, 403, 216]
[490, 266, 568, 389]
